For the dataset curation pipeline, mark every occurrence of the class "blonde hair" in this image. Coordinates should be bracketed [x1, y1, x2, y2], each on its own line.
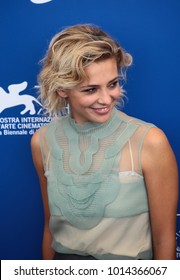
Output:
[38, 24, 132, 117]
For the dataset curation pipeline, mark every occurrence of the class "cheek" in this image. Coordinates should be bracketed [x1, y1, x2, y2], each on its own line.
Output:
[78, 96, 97, 107]
[69, 95, 89, 107]
[112, 88, 121, 99]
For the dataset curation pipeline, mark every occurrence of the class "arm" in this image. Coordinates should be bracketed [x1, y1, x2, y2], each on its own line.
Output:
[142, 127, 178, 260]
[31, 131, 55, 260]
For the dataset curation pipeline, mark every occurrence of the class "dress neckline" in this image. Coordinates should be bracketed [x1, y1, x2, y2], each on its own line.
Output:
[67, 108, 119, 134]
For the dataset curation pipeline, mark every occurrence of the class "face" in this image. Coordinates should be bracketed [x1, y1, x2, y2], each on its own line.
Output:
[59, 57, 120, 124]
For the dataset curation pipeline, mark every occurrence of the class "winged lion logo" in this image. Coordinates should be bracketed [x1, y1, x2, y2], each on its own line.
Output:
[30, 0, 52, 4]
[0, 81, 42, 115]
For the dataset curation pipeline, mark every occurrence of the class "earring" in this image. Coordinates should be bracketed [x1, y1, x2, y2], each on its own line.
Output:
[65, 101, 70, 114]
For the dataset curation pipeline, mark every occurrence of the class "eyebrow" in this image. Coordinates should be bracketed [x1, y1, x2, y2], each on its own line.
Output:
[79, 76, 119, 90]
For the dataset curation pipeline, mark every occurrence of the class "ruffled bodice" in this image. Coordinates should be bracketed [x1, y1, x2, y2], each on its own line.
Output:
[41, 109, 151, 229]
[38, 108, 154, 259]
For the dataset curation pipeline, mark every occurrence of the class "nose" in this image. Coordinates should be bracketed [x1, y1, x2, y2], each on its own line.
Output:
[97, 89, 112, 105]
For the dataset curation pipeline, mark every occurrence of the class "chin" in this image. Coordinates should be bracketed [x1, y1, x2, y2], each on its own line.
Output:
[92, 115, 111, 124]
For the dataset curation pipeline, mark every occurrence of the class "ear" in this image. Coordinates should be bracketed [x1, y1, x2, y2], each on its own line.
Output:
[57, 89, 68, 98]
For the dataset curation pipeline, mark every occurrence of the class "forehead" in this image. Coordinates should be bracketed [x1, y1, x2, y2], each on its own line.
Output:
[82, 57, 118, 84]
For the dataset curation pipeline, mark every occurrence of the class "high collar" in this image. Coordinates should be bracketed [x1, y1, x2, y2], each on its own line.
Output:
[67, 108, 119, 135]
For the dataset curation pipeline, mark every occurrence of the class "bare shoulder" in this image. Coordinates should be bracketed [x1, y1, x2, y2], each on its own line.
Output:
[30, 129, 44, 174]
[31, 126, 46, 154]
[143, 126, 170, 151]
[31, 130, 40, 150]
[142, 126, 178, 175]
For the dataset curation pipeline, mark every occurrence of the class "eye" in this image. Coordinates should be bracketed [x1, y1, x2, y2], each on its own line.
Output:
[108, 80, 119, 89]
[82, 87, 97, 94]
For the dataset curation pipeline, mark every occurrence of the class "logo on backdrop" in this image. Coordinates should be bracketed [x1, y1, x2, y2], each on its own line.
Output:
[30, 0, 52, 4]
[0, 82, 51, 136]
[0, 81, 41, 115]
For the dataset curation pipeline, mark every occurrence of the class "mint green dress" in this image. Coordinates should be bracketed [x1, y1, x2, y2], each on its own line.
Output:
[38, 108, 154, 259]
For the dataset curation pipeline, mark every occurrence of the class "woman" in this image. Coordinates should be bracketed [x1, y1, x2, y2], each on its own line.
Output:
[31, 24, 178, 260]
